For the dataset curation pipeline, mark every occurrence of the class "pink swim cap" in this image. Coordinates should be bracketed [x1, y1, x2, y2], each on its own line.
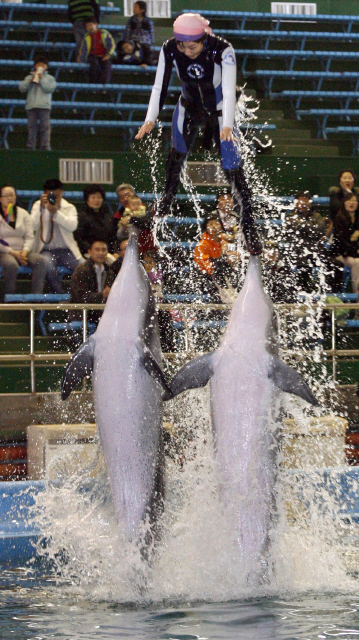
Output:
[173, 13, 212, 42]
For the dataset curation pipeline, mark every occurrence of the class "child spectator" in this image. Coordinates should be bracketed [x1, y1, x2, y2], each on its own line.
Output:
[67, 0, 100, 58]
[0, 184, 46, 297]
[75, 184, 117, 262]
[78, 17, 115, 84]
[18, 56, 56, 150]
[116, 194, 155, 254]
[116, 39, 152, 67]
[31, 178, 83, 293]
[122, 2, 154, 47]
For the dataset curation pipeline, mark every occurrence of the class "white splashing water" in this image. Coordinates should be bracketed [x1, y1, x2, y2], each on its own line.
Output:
[27, 92, 357, 602]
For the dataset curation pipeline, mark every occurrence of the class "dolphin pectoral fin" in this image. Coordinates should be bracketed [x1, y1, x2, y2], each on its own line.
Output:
[170, 353, 214, 398]
[61, 338, 95, 400]
[269, 357, 319, 406]
[138, 343, 172, 401]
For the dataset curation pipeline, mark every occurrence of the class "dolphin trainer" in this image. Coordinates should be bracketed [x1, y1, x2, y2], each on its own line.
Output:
[62, 233, 171, 542]
[169, 256, 318, 576]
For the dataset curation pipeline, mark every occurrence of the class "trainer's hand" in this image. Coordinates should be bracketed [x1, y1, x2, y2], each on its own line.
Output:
[135, 121, 154, 139]
[220, 127, 235, 141]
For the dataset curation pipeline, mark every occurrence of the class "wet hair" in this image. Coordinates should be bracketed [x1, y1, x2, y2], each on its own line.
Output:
[34, 55, 48, 68]
[295, 190, 311, 200]
[338, 169, 356, 182]
[43, 178, 63, 191]
[0, 183, 17, 219]
[83, 184, 105, 202]
[201, 214, 224, 233]
[134, 1, 147, 15]
[115, 183, 135, 197]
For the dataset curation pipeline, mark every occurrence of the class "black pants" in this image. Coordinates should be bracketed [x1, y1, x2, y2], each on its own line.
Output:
[88, 55, 111, 84]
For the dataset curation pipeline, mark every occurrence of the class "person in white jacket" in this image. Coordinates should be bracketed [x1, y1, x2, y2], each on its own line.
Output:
[0, 184, 46, 296]
[31, 178, 83, 293]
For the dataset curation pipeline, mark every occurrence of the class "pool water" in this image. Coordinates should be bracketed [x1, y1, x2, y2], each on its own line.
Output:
[2, 572, 359, 640]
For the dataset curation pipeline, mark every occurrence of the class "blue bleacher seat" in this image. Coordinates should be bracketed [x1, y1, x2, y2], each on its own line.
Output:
[48, 320, 96, 335]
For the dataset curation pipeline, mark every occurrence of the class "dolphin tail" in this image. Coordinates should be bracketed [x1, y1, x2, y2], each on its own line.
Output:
[269, 357, 319, 406]
[169, 353, 215, 398]
[61, 338, 95, 400]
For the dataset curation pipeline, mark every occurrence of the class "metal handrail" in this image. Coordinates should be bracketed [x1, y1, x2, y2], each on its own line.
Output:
[0, 301, 358, 392]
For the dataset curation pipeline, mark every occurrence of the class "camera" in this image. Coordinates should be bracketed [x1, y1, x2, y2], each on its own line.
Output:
[48, 191, 56, 205]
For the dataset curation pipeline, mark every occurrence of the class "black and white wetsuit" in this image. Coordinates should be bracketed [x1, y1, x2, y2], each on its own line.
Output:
[144, 34, 262, 254]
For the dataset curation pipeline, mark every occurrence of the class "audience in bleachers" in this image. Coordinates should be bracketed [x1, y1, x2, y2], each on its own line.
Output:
[75, 184, 118, 263]
[142, 250, 175, 351]
[122, 2, 154, 48]
[108, 237, 129, 278]
[78, 17, 115, 84]
[329, 170, 359, 222]
[18, 56, 56, 151]
[216, 191, 237, 238]
[331, 192, 359, 294]
[69, 238, 115, 323]
[31, 179, 83, 293]
[67, 0, 101, 58]
[0, 184, 46, 297]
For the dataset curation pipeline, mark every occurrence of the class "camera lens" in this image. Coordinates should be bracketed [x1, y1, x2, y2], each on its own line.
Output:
[48, 192, 56, 205]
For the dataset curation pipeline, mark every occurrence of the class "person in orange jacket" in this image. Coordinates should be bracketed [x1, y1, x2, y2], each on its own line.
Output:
[193, 214, 240, 300]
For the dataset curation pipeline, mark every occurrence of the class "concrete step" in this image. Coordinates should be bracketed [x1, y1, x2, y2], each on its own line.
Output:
[0, 336, 69, 353]
[266, 128, 313, 140]
[269, 143, 340, 157]
[256, 109, 284, 120]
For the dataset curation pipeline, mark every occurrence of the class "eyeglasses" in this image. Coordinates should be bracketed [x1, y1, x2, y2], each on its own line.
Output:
[0, 193, 15, 199]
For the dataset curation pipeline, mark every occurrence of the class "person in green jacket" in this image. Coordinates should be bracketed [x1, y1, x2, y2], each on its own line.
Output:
[18, 56, 56, 150]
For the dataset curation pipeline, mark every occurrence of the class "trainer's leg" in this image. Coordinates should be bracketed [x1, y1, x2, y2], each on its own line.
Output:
[215, 117, 262, 255]
[154, 101, 198, 216]
[0, 253, 19, 295]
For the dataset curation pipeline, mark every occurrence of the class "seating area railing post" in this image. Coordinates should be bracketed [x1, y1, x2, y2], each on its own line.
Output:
[331, 307, 336, 382]
[29, 308, 36, 394]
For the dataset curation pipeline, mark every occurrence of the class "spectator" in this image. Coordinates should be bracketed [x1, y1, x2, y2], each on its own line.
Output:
[116, 39, 152, 67]
[332, 192, 359, 294]
[31, 178, 83, 293]
[18, 56, 56, 151]
[75, 184, 117, 262]
[69, 238, 115, 324]
[142, 250, 175, 351]
[122, 2, 154, 48]
[193, 214, 240, 301]
[283, 190, 328, 293]
[0, 184, 46, 297]
[116, 194, 155, 255]
[216, 191, 237, 237]
[111, 183, 135, 237]
[329, 169, 359, 222]
[67, 0, 100, 59]
[107, 237, 129, 278]
[78, 17, 115, 85]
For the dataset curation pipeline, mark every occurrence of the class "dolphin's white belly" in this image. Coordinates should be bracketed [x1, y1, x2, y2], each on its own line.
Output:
[93, 337, 162, 540]
[211, 345, 276, 563]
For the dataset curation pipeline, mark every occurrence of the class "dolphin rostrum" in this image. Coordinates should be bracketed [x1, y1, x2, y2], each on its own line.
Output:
[169, 256, 318, 574]
[62, 233, 171, 542]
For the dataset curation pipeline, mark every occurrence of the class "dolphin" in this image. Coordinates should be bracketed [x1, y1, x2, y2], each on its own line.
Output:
[61, 233, 171, 542]
[169, 256, 318, 575]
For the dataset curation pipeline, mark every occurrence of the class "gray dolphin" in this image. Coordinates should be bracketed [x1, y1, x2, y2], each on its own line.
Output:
[62, 233, 171, 542]
[169, 256, 318, 574]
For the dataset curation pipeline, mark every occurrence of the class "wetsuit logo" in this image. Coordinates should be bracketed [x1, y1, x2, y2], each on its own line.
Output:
[187, 63, 205, 79]
[223, 51, 236, 65]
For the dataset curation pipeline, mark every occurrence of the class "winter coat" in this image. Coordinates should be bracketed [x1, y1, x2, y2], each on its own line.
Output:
[18, 71, 56, 110]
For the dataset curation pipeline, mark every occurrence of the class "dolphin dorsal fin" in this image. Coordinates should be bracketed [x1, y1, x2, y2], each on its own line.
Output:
[269, 357, 319, 406]
[170, 353, 215, 398]
[62, 338, 95, 400]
